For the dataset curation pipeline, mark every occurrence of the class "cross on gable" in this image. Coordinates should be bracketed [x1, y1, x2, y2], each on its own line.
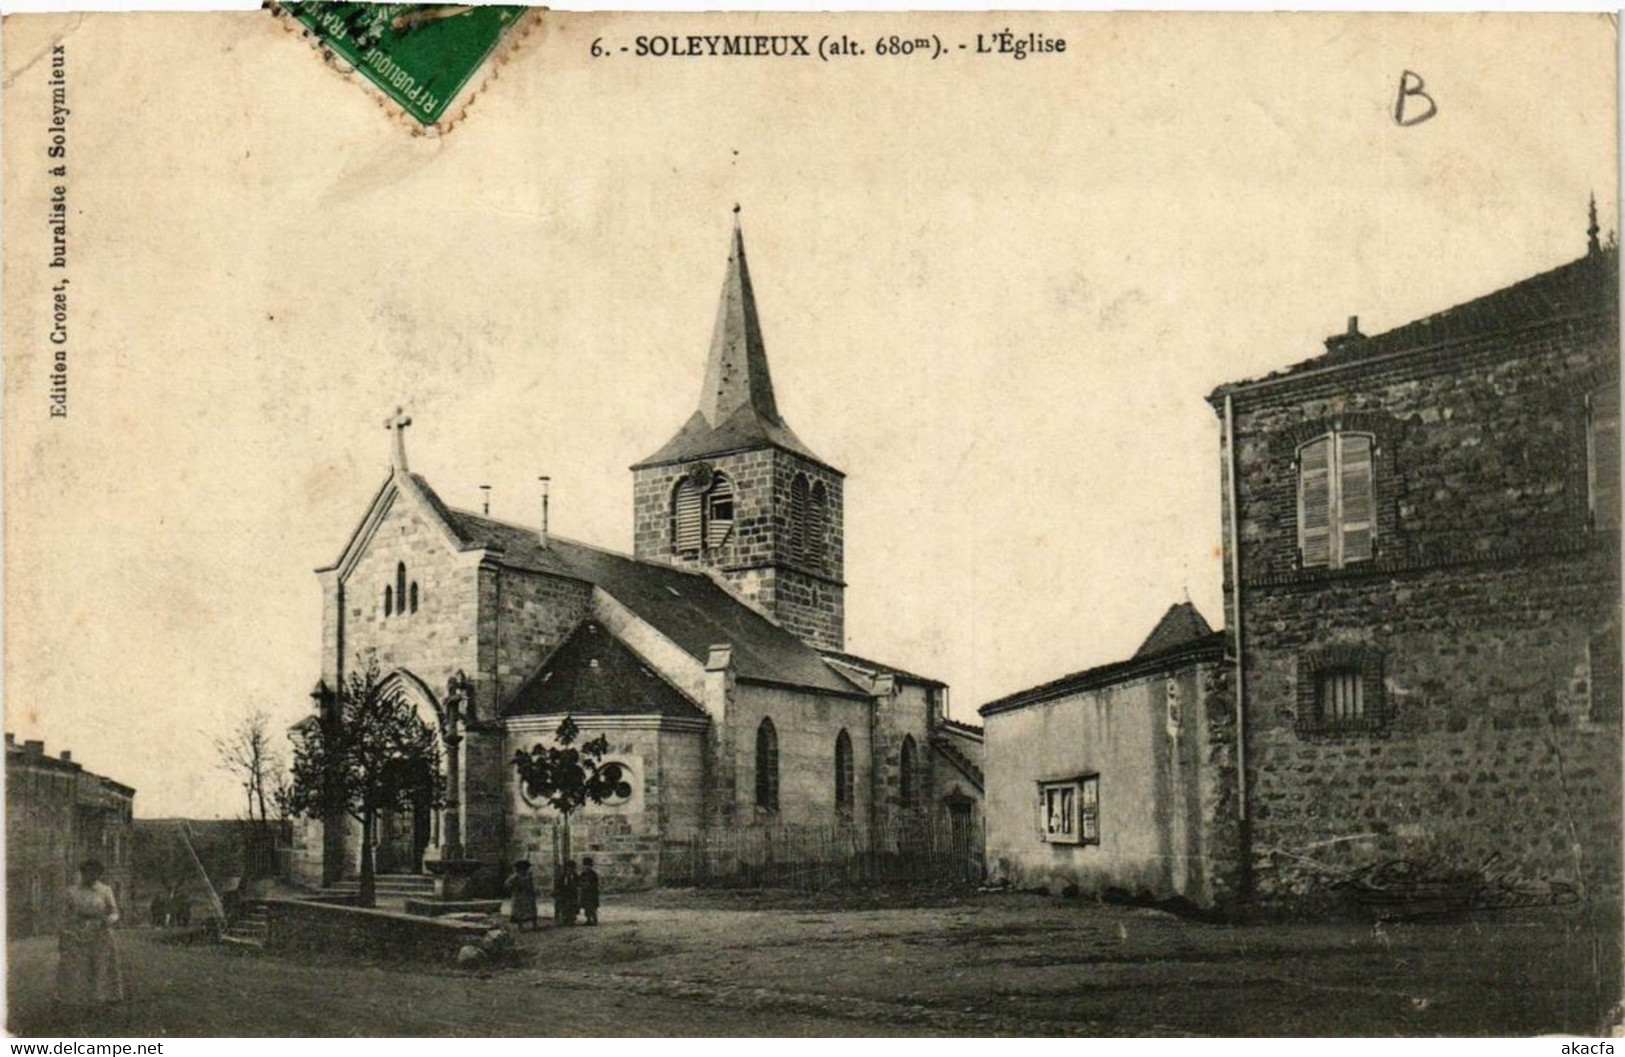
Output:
[385, 406, 412, 472]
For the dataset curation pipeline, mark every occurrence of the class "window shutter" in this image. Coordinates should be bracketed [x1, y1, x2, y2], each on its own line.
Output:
[1298, 437, 1332, 567]
[790, 476, 810, 559]
[706, 475, 735, 549]
[673, 481, 703, 553]
[808, 483, 827, 564]
[1593, 384, 1621, 531]
[1338, 434, 1375, 564]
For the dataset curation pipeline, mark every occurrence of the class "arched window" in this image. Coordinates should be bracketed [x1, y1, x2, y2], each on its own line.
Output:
[706, 472, 735, 549]
[835, 729, 854, 816]
[1297, 433, 1374, 569]
[396, 562, 408, 613]
[672, 478, 703, 556]
[755, 718, 779, 811]
[384, 585, 393, 616]
[409, 582, 419, 614]
[808, 482, 828, 565]
[899, 735, 917, 810]
[789, 474, 810, 560]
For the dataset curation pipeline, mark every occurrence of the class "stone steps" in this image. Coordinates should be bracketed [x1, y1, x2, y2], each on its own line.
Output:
[220, 903, 268, 948]
[324, 873, 437, 898]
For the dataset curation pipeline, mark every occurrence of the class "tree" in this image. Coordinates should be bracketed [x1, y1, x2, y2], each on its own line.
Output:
[286, 660, 443, 908]
[213, 707, 287, 824]
[511, 716, 628, 865]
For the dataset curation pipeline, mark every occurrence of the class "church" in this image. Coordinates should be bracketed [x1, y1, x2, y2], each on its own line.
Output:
[288, 218, 984, 894]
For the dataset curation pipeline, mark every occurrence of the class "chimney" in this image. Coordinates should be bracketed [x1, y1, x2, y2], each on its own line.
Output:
[538, 476, 551, 549]
[479, 484, 492, 516]
[1324, 315, 1366, 353]
[4, 733, 14, 749]
[23, 739, 43, 757]
[59, 750, 72, 762]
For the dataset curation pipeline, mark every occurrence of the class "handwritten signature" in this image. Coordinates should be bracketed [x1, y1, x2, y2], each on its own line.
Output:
[1331, 853, 1578, 920]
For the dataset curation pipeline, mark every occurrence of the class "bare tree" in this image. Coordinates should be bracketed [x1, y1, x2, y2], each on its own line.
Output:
[213, 707, 285, 824]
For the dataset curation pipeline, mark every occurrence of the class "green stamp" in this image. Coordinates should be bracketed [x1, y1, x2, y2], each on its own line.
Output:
[280, 3, 527, 126]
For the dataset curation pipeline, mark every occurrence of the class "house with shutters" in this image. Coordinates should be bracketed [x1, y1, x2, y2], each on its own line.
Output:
[982, 217, 1620, 910]
[288, 216, 983, 895]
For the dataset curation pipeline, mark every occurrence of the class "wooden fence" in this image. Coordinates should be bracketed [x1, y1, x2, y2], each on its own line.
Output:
[663, 815, 984, 891]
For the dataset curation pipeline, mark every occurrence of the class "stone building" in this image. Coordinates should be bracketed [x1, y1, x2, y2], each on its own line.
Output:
[290, 218, 982, 893]
[981, 604, 1237, 906]
[982, 223, 1619, 910]
[6, 734, 136, 937]
[1211, 231, 1620, 904]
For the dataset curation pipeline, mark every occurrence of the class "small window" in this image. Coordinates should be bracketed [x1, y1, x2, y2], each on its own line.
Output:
[384, 585, 393, 616]
[1298, 432, 1375, 569]
[1297, 648, 1386, 735]
[835, 729, 855, 816]
[755, 718, 779, 811]
[1318, 669, 1366, 723]
[899, 735, 917, 810]
[706, 473, 735, 549]
[409, 582, 419, 614]
[396, 562, 408, 611]
[1039, 775, 1099, 846]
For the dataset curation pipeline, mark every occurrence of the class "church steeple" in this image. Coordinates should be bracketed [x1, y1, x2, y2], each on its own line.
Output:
[631, 214, 846, 651]
[633, 213, 825, 471]
[702, 209, 782, 428]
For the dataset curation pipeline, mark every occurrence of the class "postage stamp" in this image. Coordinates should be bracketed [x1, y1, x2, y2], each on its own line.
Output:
[276, 2, 528, 126]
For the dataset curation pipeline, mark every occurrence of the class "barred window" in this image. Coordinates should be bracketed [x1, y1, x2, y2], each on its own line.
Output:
[1298, 433, 1375, 569]
[1318, 669, 1366, 723]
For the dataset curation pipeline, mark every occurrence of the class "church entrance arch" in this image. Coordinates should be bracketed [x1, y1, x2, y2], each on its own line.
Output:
[371, 669, 445, 875]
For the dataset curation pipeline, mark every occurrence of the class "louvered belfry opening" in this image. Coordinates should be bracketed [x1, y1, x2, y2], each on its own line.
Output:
[672, 478, 703, 556]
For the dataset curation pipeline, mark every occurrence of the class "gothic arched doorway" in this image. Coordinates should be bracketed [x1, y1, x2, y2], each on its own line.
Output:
[371, 669, 445, 875]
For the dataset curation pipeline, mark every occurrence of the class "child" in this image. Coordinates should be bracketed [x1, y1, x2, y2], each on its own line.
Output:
[578, 857, 601, 926]
[552, 859, 579, 925]
[505, 860, 538, 931]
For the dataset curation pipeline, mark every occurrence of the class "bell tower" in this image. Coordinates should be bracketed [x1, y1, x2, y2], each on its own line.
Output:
[631, 213, 846, 651]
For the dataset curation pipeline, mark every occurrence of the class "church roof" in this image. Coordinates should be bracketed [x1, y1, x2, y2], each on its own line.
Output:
[1210, 245, 1618, 399]
[505, 621, 707, 720]
[1133, 602, 1215, 659]
[633, 219, 831, 472]
[430, 498, 866, 700]
[819, 649, 946, 688]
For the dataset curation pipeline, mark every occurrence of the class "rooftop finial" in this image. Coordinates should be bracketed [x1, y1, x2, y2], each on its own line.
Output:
[384, 406, 412, 473]
[1588, 192, 1602, 255]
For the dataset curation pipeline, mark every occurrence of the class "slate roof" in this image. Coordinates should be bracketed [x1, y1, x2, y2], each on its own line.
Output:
[979, 603, 1226, 719]
[1133, 602, 1215, 659]
[421, 489, 866, 700]
[633, 221, 830, 472]
[819, 649, 946, 687]
[1211, 246, 1619, 398]
[505, 621, 707, 719]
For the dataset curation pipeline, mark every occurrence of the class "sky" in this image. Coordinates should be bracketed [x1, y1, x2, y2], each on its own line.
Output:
[3, 11, 1616, 817]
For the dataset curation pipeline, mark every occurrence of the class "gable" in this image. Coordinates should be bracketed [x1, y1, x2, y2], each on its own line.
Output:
[505, 620, 707, 720]
[319, 471, 477, 585]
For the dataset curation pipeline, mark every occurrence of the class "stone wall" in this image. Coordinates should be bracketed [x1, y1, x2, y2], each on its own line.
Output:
[261, 898, 486, 962]
[729, 682, 874, 834]
[505, 717, 707, 891]
[1222, 298, 1621, 903]
[632, 447, 846, 650]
